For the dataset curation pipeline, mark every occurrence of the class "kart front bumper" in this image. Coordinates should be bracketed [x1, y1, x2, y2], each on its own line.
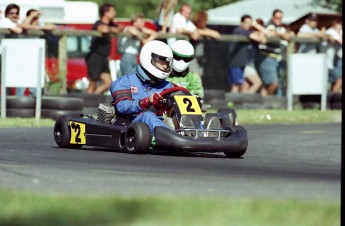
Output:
[154, 126, 248, 153]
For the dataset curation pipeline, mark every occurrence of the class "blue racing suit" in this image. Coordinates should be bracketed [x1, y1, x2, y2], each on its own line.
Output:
[110, 73, 174, 134]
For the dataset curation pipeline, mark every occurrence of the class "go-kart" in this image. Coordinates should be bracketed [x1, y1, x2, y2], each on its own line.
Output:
[53, 87, 248, 157]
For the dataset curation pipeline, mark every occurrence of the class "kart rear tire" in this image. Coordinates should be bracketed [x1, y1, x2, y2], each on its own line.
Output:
[217, 108, 237, 127]
[125, 122, 151, 154]
[204, 113, 218, 128]
[54, 115, 83, 149]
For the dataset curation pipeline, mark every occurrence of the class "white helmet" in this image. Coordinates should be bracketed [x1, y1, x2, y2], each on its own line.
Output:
[138, 40, 173, 82]
[171, 40, 195, 73]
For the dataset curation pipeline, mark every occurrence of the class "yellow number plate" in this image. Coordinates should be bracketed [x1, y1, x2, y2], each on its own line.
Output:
[174, 95, 202, 115]
[69, 121, 86, 144]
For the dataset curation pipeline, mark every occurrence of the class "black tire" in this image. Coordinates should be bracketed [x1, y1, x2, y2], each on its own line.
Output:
[125, 123, 152, 154]
[42, 96, 84, 110]
[224, 150, 246, 158]
[204, 113, 218, 128]
[6, 96, 35, 109]
[223, 126, 247, 158]
[42, 109, 83, 120]
[217, 108, 237, 127]
[54, 115, 83, 149]
[6, 109, 35, 118]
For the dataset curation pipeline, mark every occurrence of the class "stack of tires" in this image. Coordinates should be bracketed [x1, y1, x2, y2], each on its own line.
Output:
[67, 93, 113, 115]
[41, 96, 84, 120]
[2, 96, 84, 120]
[5, 96, 36, 117]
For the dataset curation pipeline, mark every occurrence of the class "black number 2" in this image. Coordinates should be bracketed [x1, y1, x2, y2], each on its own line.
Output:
[71, 123, 81, 143]
[183, 98, 195, 112]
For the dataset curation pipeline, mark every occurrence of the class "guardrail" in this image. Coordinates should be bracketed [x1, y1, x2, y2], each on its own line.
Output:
[0, 28, 326, 95]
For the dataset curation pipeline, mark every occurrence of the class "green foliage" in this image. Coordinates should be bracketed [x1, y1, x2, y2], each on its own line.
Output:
[312, 0, 342, 12]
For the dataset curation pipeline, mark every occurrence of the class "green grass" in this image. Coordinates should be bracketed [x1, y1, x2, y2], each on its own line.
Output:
[0, 110, 341, 128]
[0, 190, 340, 226]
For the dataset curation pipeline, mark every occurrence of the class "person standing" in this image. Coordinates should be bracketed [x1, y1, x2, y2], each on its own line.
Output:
[254, 9, 293, 96]
[190, 10, 221, 78]
[119, 13, 157, 77]
[156, 0, 178, 33]
[297, 13, 326, 53]
[86, 3, 124, 94]
[168, 3, 199, 46]
[325, 20, 342, 93]
[228, 15, 266, 93]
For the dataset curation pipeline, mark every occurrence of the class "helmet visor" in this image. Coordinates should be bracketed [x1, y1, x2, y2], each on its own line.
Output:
[173, 53, 194, 63]
[151, 53, 173, 73]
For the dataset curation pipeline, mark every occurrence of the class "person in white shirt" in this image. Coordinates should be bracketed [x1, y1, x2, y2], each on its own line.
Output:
[297, 14, 326, 53]
[168, 3, 199, 46]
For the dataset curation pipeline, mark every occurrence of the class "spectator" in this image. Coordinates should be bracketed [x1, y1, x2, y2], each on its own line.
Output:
[13, 9, 56, 97]
[0, 8, 22, 95]
[297, 13, 326, 53]
[227, 15, 266, 93]
[167, 39, 204, 98]
[241, 18, 266, 94]
[156, 0, 178, 33]
[0, 7, 22, 45]
[21, 9, 55, 31]
[3, 3, 22, 38]
[119, 13, 157, 77]
[168, 3, 199, 46]
[190, 10, 221, 77]
[110, 40, 175, 135]
[85, 3, 124, 95]
[325, 19, 342, 93]
[254, 9, 293, 96]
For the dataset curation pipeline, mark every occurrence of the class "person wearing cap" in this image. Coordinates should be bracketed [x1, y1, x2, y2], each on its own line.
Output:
[297, 13, 326, 53]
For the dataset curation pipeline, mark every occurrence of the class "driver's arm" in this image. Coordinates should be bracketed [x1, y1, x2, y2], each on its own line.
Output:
[110, 79, 142, 114]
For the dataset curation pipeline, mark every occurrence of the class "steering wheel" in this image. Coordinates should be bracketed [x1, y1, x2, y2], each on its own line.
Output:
[160, 86, 191, 98]
[154, 86, 191, 114]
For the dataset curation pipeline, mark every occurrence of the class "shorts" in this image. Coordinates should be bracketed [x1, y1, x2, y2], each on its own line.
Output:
[255, 52, 279, 85]
[228, 67, 245, 85]
[244, 64, 258, 77]
[86, 53, 110, 81]
[329, 59, 342, 83]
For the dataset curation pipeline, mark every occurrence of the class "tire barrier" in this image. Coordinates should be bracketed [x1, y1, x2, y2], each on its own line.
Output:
[67, 93, 113, 115]
[2, 96, 84, 119]
[3, 96, 36, 117]
[41, 109, 83, 120]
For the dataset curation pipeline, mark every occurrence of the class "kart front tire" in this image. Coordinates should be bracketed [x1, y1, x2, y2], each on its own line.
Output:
[54, 115, 83, 149]
[224, 150, 246, 158]
[125, 123, 152, 154]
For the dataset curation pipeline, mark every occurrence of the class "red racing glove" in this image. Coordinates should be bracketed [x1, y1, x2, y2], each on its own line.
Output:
[139, 92, 163, 110]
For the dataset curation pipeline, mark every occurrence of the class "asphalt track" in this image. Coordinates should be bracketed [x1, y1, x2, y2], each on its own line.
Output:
[0, 123, 341, 202]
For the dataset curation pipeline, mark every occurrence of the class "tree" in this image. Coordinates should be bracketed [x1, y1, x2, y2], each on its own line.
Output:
[312, 0, 342, 12]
